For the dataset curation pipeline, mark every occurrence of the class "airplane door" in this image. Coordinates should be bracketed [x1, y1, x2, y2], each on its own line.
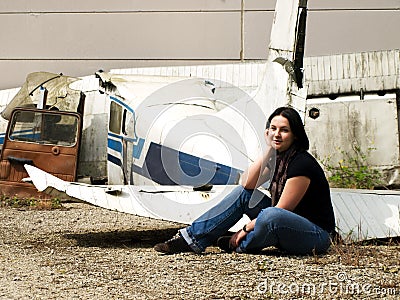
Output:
[107, 99, 136, 185]
[108, 100, 124, 184]
[122, 109, 135, 185]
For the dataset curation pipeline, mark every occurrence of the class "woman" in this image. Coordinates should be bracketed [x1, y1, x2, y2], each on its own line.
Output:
[154, 107, 336, 255]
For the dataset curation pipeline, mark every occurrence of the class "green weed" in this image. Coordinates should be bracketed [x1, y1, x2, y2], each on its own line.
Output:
[322, 145, 382, 189]
[0, 194, 62, 209]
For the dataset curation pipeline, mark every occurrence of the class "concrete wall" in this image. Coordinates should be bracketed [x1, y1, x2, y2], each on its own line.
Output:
[0, 0, 399, 89]
[305, 93, 400, 186]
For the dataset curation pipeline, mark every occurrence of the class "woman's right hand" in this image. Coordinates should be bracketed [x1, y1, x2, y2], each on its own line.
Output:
[229, 229, 248, 249]
[265, 128, 273, 147]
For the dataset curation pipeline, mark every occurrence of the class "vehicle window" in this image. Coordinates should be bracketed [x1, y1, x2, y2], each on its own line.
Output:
[109, 101, 122, 134]
[122, 109, 135, 138]
[8, 110, 78, 146]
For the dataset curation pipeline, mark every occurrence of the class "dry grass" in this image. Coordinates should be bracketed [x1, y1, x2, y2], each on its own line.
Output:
[0, 193, 63, 209]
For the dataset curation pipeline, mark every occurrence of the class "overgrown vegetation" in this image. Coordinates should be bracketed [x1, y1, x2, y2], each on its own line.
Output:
[304, 240, 400, 275]
[322, 145, 383, 189]
[0, 194, 62, 209]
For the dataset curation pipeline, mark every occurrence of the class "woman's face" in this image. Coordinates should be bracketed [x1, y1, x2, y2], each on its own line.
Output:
[266, 115, 296, 152]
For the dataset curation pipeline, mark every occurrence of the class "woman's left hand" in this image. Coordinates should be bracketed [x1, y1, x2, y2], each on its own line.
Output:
[229, 229, 248, 248]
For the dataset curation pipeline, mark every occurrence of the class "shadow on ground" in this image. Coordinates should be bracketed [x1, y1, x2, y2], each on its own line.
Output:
[63, 227, 180, 249]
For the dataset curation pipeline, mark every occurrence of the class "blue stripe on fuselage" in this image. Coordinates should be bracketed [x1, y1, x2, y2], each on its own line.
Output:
[107, 153, 122, 167]
[107, 132, 144, 158]
[133, 142, 242, 186]
[110, 96, 134, 114]
[107, 137, 123, 153]
[133, 138, 145, 159]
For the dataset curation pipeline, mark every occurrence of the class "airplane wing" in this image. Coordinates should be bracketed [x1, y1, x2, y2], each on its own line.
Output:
[24, 164, 251, 232]
[25, 164, 400, 242]
[331, 189, 400, 242]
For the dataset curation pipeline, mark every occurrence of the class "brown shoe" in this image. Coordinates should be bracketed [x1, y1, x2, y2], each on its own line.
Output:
[154, 234, 193, 254]
[217, 236, 235, 253]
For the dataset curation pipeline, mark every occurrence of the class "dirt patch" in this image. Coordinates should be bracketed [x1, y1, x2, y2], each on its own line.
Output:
[0, 202, 399, 299]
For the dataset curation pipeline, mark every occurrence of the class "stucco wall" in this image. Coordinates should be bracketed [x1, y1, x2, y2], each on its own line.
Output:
[0, 0, 399, 89]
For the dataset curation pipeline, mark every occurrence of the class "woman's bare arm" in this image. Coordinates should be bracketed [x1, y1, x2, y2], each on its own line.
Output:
[275, 176, 310, 211]
[241, 145, 274, 189]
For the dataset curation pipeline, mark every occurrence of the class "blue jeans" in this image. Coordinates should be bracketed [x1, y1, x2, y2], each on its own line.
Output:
[180, 186, 331, 255]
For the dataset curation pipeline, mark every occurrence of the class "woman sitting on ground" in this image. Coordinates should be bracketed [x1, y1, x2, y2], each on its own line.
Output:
[154, 106, 336, 255]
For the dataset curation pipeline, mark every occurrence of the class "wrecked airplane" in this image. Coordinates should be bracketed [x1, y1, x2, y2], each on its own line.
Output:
[0, 0, 399, 243]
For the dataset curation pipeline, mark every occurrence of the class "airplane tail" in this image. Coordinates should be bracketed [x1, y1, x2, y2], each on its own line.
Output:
[253, 0, 308, 119]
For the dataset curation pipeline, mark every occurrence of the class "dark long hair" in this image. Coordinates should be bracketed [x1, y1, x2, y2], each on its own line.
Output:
[266, 106, 309, 151]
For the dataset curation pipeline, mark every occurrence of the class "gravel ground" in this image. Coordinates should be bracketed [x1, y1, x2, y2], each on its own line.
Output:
[0, 202, 399, 300]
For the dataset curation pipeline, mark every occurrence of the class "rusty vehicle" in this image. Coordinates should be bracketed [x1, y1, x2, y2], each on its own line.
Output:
[0, 107, 82, 199]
